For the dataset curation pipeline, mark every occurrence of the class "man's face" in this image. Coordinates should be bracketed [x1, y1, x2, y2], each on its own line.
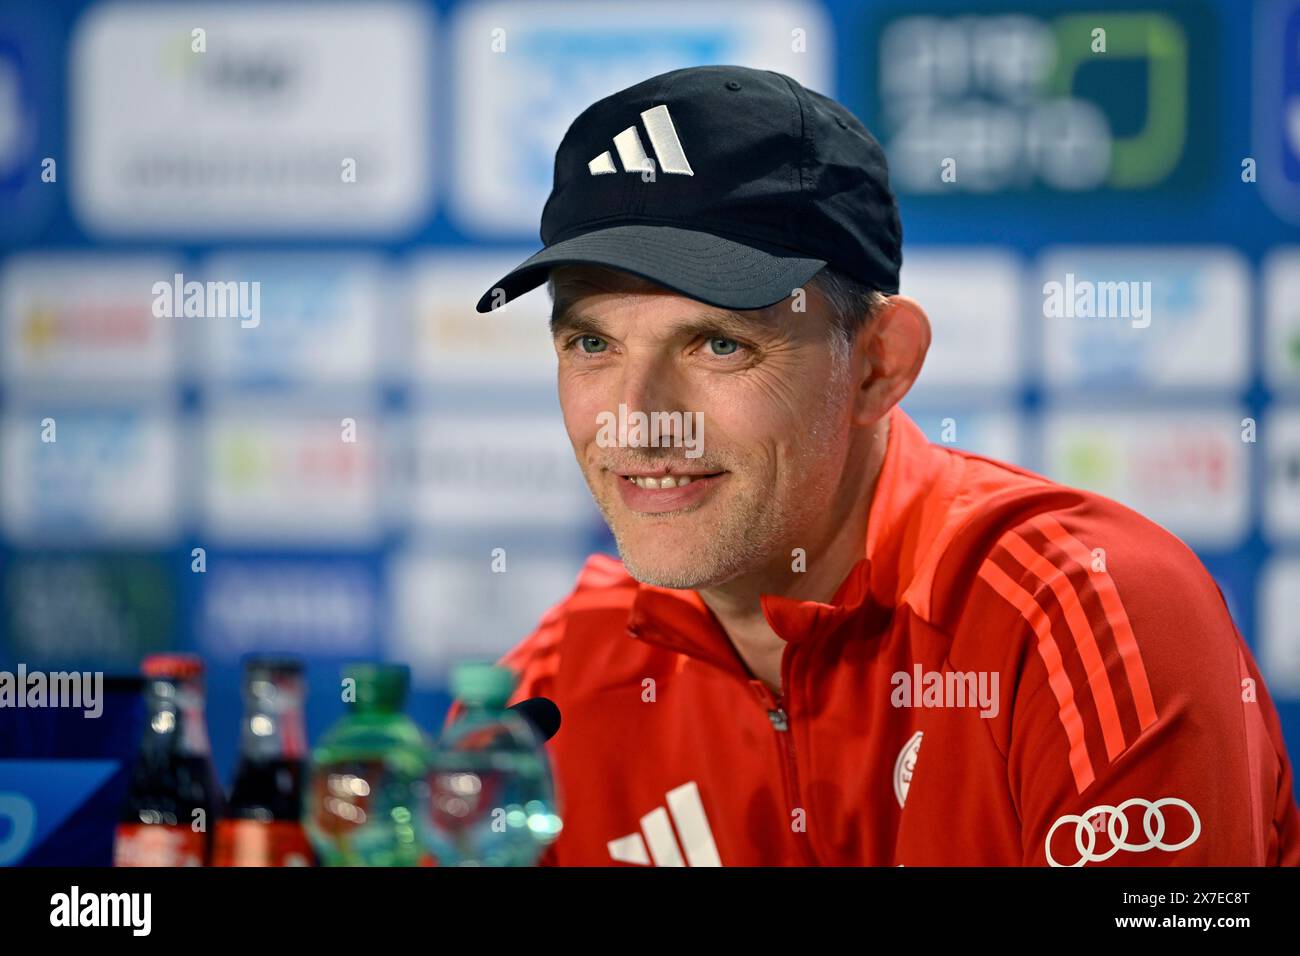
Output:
[552, 268, 856, 590]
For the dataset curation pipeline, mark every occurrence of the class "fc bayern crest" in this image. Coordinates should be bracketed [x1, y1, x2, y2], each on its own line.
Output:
[894, 731, 923, 808]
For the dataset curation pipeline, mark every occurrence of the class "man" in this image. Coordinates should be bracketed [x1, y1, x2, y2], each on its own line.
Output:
[464, 65, 1300, 865]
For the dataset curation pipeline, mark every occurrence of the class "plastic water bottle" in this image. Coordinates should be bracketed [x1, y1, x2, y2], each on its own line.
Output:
[422, 662, 561, 866]
[303, 663, 430, 866]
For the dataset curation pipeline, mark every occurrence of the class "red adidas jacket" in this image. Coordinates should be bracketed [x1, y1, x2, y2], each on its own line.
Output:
[455, 404, 1300, 866]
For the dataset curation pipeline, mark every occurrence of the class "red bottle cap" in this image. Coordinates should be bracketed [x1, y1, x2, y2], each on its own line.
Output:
[141, 653, 205, 680]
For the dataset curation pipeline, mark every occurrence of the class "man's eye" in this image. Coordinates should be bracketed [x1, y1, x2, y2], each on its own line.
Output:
[576, 335, 608, 354]
[707, 337, 741, 356]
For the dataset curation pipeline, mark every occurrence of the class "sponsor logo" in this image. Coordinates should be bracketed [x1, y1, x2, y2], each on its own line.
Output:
[1037, 248, 1249, 390]
[0, 41, 30, 181]
[0, 793, 35, 865]
[388, 552, 584, 685]
[588, 104, 693, 176]
[1045, 796, 1200, 867]
[69, 1, 433, 235]
[0, 9, 56, 238]
[0, 408, 180, 545]
[201, 406, 380, 544]
[197, 559, 379, 662]
[1259, 558, 1300, 697]
[447, 0, 831, 234]
[1265, 409, 1300, 542]
[894, 731, 922, 808]
[2, 555, 172, 667]
[0, 255, 180, 387]
[1263, 248, 1300, 388]
[902, 250, 1022, 391]
[0, 762, 123, 866]
[403, 412, 595, 531]
[876, 10, 1192, 194]
[608, 780, 722, 866]
[1252, 0, 1300, 223]
[900, 406, 1025, 464]
[408, 252, 557, 383]
[201, 254, 384, 387]
[1043, 410, 1248, 547]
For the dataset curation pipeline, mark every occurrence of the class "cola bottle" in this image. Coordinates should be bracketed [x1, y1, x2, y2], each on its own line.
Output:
[213, 656, 314, 866]
[114, 653, 223, 866]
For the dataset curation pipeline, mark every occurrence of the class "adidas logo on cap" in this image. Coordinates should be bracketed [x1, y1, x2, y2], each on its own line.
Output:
[587, 104, 694, 177]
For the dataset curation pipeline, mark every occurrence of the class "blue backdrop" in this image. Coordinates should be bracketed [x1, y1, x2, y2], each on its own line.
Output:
[0, 0, 1298, 864]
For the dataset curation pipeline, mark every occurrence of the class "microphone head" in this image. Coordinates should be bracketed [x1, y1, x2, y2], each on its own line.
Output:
[509, 696, 562, 741]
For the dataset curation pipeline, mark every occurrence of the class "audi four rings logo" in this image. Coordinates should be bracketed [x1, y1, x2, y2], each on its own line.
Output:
[1045, 797, 1201, 867]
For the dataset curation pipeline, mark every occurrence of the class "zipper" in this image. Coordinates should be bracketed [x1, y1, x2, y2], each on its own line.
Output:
[752, 646, 818, 866]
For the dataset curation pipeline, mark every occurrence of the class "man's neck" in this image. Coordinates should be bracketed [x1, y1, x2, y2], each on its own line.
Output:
[697, 416, 892, 695]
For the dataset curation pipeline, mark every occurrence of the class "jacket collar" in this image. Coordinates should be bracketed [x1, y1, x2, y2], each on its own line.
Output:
[625, 405, 954, 675]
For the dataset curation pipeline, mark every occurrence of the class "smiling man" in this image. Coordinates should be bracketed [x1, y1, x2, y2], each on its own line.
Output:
[468, 65, 1300, 866]
[541, 262, 918, 697]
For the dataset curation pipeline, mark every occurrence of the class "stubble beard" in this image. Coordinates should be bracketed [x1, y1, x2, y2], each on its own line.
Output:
[586, 378, 853, 592]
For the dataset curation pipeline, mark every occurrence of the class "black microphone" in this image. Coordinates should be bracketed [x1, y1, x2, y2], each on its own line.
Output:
[508, 697, 561, 742]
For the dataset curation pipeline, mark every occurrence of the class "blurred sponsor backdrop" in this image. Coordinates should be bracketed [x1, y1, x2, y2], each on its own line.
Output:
[1, 0, 1299, 860]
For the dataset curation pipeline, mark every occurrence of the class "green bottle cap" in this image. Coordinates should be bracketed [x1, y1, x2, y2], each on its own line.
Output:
[450, 661, 516, 707]
[342, 662, 409, 712]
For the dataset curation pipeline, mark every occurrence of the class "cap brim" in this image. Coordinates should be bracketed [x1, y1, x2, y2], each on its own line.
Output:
[474, 224, 826, 314]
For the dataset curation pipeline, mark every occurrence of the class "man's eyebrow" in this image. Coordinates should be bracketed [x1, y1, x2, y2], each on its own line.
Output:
[549, 310, 605, 339]
[550, 307, 774, 340]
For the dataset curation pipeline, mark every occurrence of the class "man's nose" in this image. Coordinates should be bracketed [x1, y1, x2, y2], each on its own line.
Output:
[615, 354, 687, 447]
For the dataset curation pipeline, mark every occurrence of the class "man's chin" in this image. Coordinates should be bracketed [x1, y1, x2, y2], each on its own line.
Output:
[598, 496, 752, 589]
[620, 559, 712, 591]
[616, 542, 741, 591]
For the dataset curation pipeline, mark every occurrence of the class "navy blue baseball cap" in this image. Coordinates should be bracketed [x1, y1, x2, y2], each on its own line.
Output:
[474, 64, 902, 314]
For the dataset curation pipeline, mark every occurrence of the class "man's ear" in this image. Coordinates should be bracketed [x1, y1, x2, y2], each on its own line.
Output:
[850, 295, 931, 426]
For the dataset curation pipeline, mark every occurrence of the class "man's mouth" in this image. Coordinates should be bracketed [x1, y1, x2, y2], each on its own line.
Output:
[620, 470, 724, 490]
[612, 468, 728, 513]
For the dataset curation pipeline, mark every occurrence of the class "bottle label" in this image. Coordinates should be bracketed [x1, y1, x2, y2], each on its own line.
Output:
[212, 820, 314, 867]
[113, 824, 207, 867]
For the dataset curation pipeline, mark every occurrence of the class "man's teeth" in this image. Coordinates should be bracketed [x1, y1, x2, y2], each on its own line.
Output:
[626, 474, 698, 489]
